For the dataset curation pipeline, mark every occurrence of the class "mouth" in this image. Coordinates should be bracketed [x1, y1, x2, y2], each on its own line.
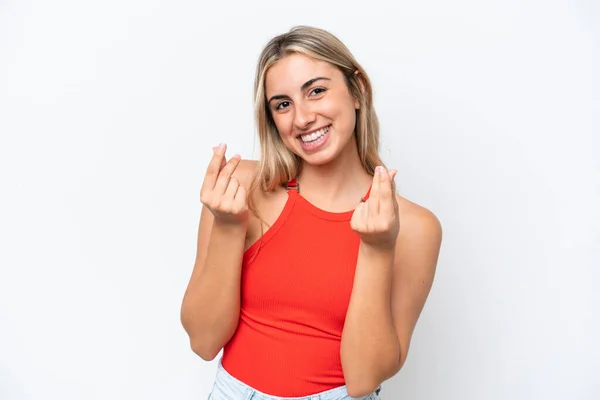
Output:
[296, 125, 331, 144]
[296, 124, 331, 151]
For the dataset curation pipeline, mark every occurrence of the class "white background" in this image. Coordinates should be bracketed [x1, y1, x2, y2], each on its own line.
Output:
[1, 0, 599, 399]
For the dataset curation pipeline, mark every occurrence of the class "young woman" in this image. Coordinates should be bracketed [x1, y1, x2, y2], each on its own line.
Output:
[181, 26, 443, 400]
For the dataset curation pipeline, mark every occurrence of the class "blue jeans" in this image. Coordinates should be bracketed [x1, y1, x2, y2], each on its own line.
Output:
[208, 357, 382, 400]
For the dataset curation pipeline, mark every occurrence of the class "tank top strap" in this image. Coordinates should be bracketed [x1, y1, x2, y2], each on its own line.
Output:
[286, 178, 299, 192]
[360, 185, 372, 203]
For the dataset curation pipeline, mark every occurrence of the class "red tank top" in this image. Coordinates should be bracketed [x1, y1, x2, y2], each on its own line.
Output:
[221, 179, 371, 397]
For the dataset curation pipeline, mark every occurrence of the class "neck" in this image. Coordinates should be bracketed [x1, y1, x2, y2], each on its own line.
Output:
[297, 136, 372, 202]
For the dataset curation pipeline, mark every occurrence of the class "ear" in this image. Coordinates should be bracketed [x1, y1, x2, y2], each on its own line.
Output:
[353, 69, 366, 109]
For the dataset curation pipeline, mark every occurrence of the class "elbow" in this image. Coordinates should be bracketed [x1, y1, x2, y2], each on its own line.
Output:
[190, 339, 222, 361]
[182, 319, 237, 361]
[344, 354, 401, 398]
[181, 311, 236, 362]
[346, 380, 380, 399]
[181, 319, 220, 361]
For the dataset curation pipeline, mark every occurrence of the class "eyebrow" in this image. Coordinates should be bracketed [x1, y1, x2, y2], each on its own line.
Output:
[267, 77, 331, 104]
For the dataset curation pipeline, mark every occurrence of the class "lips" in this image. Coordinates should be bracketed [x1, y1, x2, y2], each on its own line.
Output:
[297, 125, 331, 151]
[297, 125, 331, 143]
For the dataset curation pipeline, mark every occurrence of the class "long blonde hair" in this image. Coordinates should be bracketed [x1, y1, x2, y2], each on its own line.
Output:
[250, 25, 386, 194]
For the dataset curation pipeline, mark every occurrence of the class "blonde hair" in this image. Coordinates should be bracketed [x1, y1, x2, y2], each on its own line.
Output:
[250, 25, 386, 194]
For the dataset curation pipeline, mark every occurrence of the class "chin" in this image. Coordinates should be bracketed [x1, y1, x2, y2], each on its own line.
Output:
[299, 148, 338, 166]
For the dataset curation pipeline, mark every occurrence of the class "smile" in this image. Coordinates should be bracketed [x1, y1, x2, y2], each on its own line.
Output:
[298, 125, 331, 143]
[297, 125, 331, 151]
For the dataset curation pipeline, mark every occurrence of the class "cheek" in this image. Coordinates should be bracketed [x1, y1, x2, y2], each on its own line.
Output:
[272, 115, 293, 140]
[330, 100, 357, 132]
[324, 94, 355, 120]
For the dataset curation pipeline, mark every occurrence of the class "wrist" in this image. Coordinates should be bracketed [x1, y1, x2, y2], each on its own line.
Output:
[212, 217, 248, 234]
[359, 241, 396, 259]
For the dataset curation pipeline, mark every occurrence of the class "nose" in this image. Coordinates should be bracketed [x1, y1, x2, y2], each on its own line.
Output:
[293, 101, 316, 131]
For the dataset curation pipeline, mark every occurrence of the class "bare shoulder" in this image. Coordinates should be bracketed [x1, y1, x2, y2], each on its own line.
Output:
[395, 194, 443, 243]
[230, 158, 283, 214]
[231, 159, 259, 189]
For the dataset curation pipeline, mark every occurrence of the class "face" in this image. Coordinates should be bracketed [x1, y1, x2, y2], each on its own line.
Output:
[265, 53, 360, 165]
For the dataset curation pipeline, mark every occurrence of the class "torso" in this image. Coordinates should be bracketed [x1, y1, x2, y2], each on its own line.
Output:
[224, 159, 430, 397]
[222, 161, 374, 396]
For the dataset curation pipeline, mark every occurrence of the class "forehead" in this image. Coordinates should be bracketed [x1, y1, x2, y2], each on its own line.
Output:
[265, 53, 340, 95]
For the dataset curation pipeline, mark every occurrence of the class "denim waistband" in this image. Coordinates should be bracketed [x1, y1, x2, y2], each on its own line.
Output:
[208, 357, 381, 400]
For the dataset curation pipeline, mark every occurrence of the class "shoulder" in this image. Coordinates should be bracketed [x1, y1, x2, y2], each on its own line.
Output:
[231, 159, 283, 209]
[394, 194, 443, 252]
[231, 159, 259, 190]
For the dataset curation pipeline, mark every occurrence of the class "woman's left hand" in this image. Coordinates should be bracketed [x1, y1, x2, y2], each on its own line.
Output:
[350, 166, 400, 250]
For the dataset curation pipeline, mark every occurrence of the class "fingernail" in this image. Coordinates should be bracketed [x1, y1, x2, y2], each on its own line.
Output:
[212, 146, 218, 153]
[232, 153, 241, 159]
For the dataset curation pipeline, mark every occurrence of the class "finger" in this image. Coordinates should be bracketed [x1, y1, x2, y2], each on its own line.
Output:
[380, 167, 394, 215]
[214, 154, 241, 195]
[202, 143, 227, 191]
[351, 201, 366, 231]
[233, 184, 248, 210]
[389, 169, 398, 197]
[388, 169, 399, 213]
[361, 199, 370, 229]
[216, 147, 227, 170]
[369, 166, 382, 216]
[224, 176, 240, 201]
[212, 144, 228, 171]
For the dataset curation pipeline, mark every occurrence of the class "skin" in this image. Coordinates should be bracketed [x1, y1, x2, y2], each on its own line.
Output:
[180, 53, 443, 398]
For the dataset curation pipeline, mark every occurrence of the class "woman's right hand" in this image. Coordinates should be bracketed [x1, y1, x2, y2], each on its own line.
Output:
[200, 143, 248, 225]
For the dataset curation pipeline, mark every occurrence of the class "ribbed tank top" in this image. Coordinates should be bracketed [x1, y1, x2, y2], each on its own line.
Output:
[221, 179, 372, 397]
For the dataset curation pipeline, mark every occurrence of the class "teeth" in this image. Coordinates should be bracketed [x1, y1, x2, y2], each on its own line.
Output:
[300, 126, 330, 143]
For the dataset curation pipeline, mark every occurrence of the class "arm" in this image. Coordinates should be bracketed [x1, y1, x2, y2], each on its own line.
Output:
[341, 167, 442, 397]
[340, 242, 399, 396]
[180, 146, 255, 361]
[180, 208, 246, 361]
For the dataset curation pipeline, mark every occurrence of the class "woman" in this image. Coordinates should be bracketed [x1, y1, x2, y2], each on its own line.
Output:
[181, 26, 443, 400]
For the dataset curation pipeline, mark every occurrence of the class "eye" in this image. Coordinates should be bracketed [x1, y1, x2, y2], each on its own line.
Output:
[276, 101, 290, 110]
[310, 87, 326, 96]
